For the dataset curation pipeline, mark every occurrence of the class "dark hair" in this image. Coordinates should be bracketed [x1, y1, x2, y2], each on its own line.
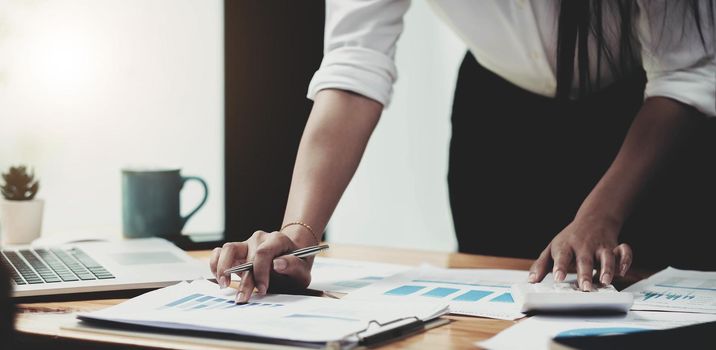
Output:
[556, 0, 715, 100]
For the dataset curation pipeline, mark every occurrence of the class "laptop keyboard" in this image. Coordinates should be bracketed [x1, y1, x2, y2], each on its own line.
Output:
[1, 247, 115, 286]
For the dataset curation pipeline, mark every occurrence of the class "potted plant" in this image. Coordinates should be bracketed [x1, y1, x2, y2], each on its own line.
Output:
[0, 166, 43, 245]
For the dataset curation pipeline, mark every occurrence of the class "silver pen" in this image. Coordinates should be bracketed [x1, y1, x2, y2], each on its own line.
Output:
[223, 244, 329, 275]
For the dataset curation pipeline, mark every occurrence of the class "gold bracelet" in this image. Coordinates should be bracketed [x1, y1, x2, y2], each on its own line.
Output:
[281, 221, 321, 244]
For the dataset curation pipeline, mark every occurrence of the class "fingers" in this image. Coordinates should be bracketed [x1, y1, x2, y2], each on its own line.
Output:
[597, 248, 616, 285]
[528, 246, 552, 283]
[613, 243, 633, 277]
[252, 232, 295, 296]
[209, 247, 221, 279]
[236, 271, 254, 304]
[272, 255, 312, 288]
[575, 253, 594, 292]
[236, 232, 264, 303]
[216, 242, 248, 288]
[551, 246, 573, 283]
[216, 230, 315, 304]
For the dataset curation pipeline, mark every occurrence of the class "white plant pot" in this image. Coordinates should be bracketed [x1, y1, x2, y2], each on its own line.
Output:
[0, 199, 44, 246]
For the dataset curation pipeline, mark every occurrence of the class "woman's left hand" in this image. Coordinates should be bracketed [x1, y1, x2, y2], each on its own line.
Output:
[528, 215, 633, 291]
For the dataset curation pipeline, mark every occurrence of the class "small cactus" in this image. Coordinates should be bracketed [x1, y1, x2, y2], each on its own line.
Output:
[1, 166, 39, 201]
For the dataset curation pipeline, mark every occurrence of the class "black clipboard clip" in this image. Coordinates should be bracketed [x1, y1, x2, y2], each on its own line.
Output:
[332, 316, 449, 349]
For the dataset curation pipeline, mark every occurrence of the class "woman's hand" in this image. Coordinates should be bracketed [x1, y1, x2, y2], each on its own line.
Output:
[209, 230, 312, 303]
[528, 214, 633, 291]
[527, 98, 694, 291]
[208, 90, 382, 304]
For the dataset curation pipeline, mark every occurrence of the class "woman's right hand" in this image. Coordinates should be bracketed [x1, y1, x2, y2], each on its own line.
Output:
[211, 90, 380, 303]
[209, 230, 313, 303]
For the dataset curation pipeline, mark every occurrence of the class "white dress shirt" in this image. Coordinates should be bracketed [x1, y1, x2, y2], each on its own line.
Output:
[307, 0, 715, 116]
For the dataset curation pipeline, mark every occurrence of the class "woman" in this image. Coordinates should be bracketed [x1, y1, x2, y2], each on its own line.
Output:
[211, 1, 715, 303]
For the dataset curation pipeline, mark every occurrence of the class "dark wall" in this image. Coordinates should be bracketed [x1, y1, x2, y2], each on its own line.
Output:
[0, 266, 14, 342]
[224, 1, 325, 242]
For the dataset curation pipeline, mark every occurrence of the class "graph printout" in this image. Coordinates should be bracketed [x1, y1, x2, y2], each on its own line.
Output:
[309, 257, 411, 293]
[78, 280, 448, 344]
[624, 267, 716, 314]
[343, 265, 527, 320]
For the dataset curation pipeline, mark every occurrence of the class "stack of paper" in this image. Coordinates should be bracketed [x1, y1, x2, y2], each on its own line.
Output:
[344, 265, 527, 320]
[78, 279, 448, 348]
[480, 266, 716, 349]
[624, 267, 716, 314]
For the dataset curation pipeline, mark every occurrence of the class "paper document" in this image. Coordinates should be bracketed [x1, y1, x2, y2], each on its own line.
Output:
[78, 280, 448, 347]
[624, 267, 716, 314]
[309, 257, 411, 293]
[478, 310, 716, 350]
[343, 265, 527, 320]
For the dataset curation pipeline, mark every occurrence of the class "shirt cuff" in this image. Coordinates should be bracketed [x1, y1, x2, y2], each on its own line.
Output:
[644, 60, 716, 117]
[307, 46, 398, 107]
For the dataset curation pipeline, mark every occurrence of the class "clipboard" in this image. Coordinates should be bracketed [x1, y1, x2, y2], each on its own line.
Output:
[68, 315, 451, 349]
[351, 316, 451, 348]
[73, 279, 451, 349]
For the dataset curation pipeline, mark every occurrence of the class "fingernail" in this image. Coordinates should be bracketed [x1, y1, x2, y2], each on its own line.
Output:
[582, 280, 592, 292]
[528, 272, 536, 283]
[554, 270, 566, 282]
[600, 273, 611, 285]
[235, 292, 245, 304]
[273, 258, 287, 272]
[256, 284, 267, 295]
[620, 264, 628, 276]
[219, 276, 227, 289]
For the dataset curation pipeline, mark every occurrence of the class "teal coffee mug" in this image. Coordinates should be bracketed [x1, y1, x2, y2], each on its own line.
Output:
[122, 168, 208, 239]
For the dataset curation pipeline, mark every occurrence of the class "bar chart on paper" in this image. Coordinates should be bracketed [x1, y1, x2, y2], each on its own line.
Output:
[344, 266, 527, 320]
[625, 267, 716, 314]
[308, 257, 411, 293]
[79, 280, 451, 345]
[159, 293, 285, 311]
[383, 284, 514, 303]
[641, 290, 697, 302]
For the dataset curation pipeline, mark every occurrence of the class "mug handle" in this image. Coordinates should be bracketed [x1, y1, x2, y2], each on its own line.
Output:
[180, 176, 209, 229]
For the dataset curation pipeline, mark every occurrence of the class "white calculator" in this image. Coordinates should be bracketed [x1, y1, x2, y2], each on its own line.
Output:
[512, 277, 633, 314]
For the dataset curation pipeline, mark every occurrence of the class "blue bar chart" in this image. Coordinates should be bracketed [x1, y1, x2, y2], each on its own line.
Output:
[642, 291, 696, 302]
[344, 266, 527, 320]
[489, 292, 514, 303]
[383, 284, 514, 304]
[384, 285, 425, 296]
[159, 293, 284, 311]
[423, 287, 460, 298]
[333, 276, 384, 289]
[453, 290, 492, 302]
[625, 267, 716, 314]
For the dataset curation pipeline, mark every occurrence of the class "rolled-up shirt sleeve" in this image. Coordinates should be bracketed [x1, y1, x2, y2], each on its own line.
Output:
[307, 0, 411, 107]
[638, 0, 716, 117]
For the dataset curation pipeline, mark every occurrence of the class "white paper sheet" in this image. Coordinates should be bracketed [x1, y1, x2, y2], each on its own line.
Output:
[308, 257, 411, 293]
[78, 280, 448, 346]
[478, 311, 716, 350]
[624, 267, 716, 314]
[343, 265, 527, 320]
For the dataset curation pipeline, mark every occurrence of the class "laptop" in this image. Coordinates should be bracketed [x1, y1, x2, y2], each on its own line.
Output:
[1, 237, 212, 298]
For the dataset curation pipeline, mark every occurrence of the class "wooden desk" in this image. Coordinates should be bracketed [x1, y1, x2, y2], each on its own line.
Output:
[14, 244, 647, 349]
